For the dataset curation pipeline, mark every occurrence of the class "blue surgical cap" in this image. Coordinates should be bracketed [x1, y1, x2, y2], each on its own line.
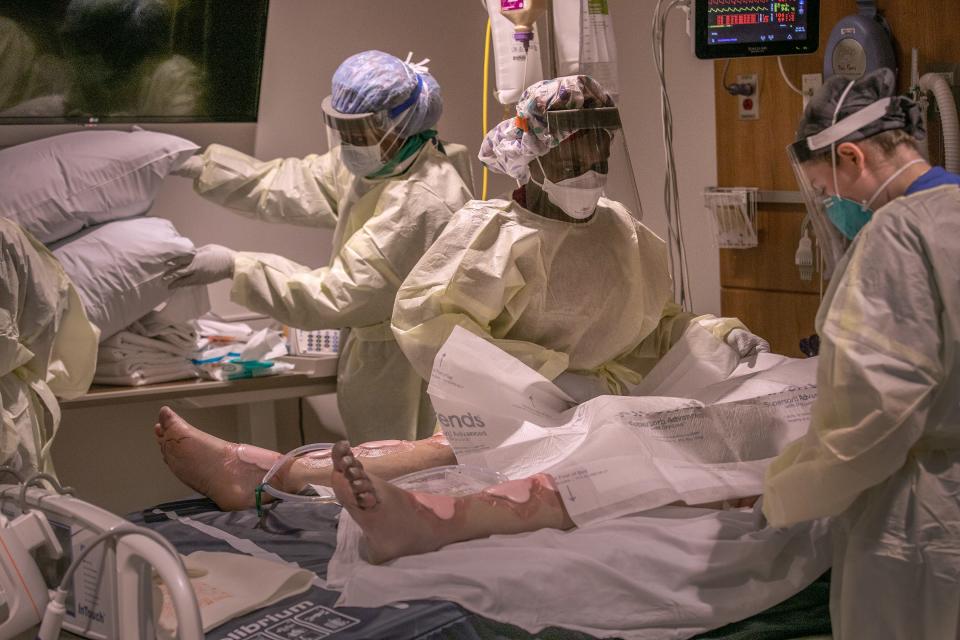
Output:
[331, 50, 442, 136]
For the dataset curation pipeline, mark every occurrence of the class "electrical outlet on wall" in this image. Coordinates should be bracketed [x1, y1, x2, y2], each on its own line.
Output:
[737, 73, 759, 120]
[802, 73, 823, 109]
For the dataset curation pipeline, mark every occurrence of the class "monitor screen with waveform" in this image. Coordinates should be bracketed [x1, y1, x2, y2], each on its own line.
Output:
[707, 0, 810, 45]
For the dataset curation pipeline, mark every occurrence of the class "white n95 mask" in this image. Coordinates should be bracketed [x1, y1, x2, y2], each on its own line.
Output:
[340, 143, 387, 177]
[535, 159, 607, 219]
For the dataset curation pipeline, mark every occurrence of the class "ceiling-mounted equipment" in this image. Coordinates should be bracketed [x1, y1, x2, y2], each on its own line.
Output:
[824, 0, 896, 80]
[693, 0, 820, 60]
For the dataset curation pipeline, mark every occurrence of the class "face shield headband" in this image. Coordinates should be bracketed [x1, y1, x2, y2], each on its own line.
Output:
[321, 74, 431, 178]
[787, 92, 900, 273]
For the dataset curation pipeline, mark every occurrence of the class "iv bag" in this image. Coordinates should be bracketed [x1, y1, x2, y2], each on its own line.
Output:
[579, 0, 619, 100]
[486, 0, 544, 104]
[550, 0, 619, 100]
[552, 0, 581, 76]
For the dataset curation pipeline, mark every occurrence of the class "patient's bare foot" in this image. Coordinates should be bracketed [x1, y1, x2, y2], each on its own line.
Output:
[331, 441, 455, 563]
[155, 406, 280, 510]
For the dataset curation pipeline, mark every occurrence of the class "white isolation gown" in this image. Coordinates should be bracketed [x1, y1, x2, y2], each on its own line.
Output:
[0, 219, 98, 475]
[189, 142, 471, 442]
[764, 185, 960, 639]
[392, 197, 745, 394]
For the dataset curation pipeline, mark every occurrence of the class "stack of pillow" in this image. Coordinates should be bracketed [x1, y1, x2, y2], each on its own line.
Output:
[0, 127, 199, 343]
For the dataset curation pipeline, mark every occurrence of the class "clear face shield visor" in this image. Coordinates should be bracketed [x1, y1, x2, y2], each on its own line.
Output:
[321, 81, 423, 178]
[786, 95, 895, 276]
[532, 107, 644, 220]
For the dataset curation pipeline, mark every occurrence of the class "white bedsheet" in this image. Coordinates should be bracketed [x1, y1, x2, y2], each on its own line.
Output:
[329, 505, 831, 640]
[328, 327, 831, 637]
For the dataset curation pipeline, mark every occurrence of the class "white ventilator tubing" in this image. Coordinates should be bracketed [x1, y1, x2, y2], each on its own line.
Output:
[918, 72, 960, 174]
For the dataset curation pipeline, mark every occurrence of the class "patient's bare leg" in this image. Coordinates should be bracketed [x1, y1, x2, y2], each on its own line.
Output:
[330, 442, 574, 564]
[155, 407, 456, 510]
[155, 406, 282, 510]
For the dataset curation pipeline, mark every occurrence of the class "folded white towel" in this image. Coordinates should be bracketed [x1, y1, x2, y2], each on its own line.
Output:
[101, 331, 193, 358]
[95, 359, 192, 378]
[97, 347, 188, 366]
[94, 365, 198, 387]
[128, 321, 198, 352]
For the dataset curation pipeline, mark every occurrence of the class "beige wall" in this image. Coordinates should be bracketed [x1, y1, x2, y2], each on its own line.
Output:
[52, 0, 720, 513]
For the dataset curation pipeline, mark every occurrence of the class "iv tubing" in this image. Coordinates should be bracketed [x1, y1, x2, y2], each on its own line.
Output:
[482, 18, 491, 200]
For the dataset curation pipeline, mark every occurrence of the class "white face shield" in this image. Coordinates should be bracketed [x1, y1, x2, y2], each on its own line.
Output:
[530, 106, 644, 221]
[787, 92, 895, 276]
[320, 75, 424, 178]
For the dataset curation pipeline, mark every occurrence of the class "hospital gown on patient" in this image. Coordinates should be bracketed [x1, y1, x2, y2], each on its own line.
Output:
[0, 219, 98, 475]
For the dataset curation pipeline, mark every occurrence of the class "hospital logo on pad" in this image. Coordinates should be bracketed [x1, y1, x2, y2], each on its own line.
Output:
[436, 412, 486, 429]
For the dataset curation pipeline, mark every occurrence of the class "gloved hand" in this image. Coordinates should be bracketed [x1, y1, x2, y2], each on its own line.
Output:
[171, 154, 204, 179]
[163, 244, 236, 289]
[726, 328, 771, 358]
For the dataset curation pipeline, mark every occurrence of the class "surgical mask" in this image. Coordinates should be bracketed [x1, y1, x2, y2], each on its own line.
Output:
[534, 159, 607, 219]
[340, 143, 387, 177]
[826, 155, 923, 240]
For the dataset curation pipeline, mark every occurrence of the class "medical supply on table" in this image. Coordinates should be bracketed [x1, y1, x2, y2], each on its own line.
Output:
[288, 328, 341, 355]
[194, 327, 293, 382]
[93, 287, 211, 386]
[486, 0, 543, 104]
[0, 472, 202, 639]
[96, 329, 199, 386]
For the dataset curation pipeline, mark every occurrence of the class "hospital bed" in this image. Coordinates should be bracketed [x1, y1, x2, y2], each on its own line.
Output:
[124, 497, 833, 640]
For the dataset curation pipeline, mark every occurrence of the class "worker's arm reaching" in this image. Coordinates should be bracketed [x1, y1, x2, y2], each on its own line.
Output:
[174, 143, 342, 229]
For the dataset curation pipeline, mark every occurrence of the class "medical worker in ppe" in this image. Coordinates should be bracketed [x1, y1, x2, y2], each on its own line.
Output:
[393, 75, 768, 397]
[0, 220, 98, 476]
[153, 75, 766, 515]
[164, 50, 472, 444]
[763, 68, 960, 639]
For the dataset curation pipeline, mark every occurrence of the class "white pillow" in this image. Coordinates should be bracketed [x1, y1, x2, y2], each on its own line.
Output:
[52, 217, 196, 341]
[0, 128, 198, 244]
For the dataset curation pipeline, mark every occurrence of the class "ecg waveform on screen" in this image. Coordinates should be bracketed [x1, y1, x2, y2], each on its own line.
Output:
[707, 0, 799, 28]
